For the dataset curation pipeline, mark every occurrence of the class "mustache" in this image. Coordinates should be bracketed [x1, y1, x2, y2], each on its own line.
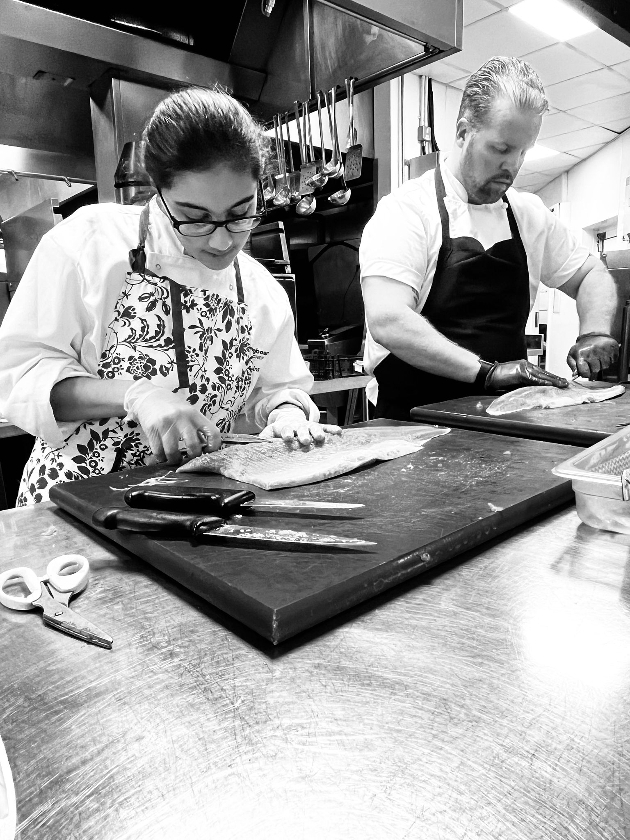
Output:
[489, 172, 513, 184]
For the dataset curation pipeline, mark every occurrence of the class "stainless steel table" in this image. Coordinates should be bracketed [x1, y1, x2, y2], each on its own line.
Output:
[2, 500, 630, 839]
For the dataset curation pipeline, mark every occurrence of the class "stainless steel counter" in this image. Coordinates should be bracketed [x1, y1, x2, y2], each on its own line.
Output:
[2, 500, 630, 839]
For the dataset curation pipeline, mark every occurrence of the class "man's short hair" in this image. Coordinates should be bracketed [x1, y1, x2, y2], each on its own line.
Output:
[457, 56, 548, 128]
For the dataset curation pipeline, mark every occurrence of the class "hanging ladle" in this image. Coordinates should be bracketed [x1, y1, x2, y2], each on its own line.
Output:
[322, 88, 342, 178]
[308, 97, 328, 189]
[295, 101, 317, 217]
[261, 173, 275, 202]
[328, 89, 351, 206]
[282, 111, 301, 203]
[272, 114, 290, 207]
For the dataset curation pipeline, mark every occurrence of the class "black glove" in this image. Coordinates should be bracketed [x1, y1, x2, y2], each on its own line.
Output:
[479, 359, 568, 393]
[567, 332, 619, 379]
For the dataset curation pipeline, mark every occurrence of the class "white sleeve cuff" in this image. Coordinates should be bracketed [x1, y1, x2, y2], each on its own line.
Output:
[261, 389, 320, 425]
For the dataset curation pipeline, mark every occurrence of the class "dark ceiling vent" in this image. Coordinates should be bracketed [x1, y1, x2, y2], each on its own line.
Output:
[33, 69, 75, 86]
[23, 0, 248, 61]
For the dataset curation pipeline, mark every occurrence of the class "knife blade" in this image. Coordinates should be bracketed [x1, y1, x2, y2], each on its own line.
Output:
[92, 507, 375, 549]
[220, 433, 281, 445]
[124, 485, 364, 516]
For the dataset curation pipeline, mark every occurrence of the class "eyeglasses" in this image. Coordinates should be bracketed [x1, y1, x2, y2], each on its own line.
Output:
[157, 187, 265, 238]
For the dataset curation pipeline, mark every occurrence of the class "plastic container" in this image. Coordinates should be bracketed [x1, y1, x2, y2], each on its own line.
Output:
[553, 424, 630, 533]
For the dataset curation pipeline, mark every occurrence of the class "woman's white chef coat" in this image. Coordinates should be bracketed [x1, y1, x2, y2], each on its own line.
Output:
[0, 197, 317, 447]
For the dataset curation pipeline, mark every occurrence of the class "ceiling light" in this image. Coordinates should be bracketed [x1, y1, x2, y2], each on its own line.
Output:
[510, 0, 597, 41]
[526, 144, 558, 160]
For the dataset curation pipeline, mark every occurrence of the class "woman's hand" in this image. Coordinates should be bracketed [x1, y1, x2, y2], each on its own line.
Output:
[124, 380, 221, 464]
[259, 405, 341, 447]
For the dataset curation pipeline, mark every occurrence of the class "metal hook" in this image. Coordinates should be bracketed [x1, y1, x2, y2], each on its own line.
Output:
[9, 170, 18, 181]
[63, 176, 71, 187]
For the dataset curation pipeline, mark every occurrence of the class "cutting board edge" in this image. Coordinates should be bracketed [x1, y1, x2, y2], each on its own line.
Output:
[410, 408, 604, 447]
[49, 487, 280, 642]
[268, 478, 575, 644]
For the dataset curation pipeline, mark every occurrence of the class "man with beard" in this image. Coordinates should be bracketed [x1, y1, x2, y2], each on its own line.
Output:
[360, 56, 619, 419]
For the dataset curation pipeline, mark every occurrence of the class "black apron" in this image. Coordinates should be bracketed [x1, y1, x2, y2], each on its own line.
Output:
[374, 166, 531, 420]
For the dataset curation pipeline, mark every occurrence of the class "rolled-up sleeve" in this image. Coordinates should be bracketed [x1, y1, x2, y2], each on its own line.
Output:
[0, 236, 96, 446]
[359, 191, 430, 298]
[518, 194, 591, 290]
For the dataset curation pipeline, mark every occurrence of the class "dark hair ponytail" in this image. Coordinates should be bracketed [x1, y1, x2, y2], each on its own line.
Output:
[142, 85, 270, 189]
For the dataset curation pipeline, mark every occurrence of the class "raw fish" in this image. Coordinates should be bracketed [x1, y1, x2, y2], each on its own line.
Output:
[486, 380, 625, 416]
[177, 426, 450, 490]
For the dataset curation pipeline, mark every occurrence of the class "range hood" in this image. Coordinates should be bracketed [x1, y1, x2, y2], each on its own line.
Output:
[0, 0, 462, 117]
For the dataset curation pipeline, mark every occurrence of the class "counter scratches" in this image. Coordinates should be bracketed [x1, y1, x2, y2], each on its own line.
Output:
[2, 501, 630, 839]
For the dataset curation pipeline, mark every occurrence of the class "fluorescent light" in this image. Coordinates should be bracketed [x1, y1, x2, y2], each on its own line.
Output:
[526, 144, 558, 160]
[510, 0, 597, 41]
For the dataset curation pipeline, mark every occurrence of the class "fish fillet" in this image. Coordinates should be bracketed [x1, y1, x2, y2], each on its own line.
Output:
[487, 381, 625, 416]
[177, 426, 450, 490]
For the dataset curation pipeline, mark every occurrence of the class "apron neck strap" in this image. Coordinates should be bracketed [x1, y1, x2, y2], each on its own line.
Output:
[502, 194, 524, 247]
[127, 201, 245, 392]
[434, 164, 450, 242]
[234, 256, 244, 304]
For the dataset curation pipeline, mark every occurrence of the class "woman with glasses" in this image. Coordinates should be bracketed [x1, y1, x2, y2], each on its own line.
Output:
[0, 86, 338, 505]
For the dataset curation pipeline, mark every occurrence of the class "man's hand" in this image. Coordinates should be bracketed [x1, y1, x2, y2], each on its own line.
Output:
[485, 360, 568, 392]
[567, 333, 619, 380]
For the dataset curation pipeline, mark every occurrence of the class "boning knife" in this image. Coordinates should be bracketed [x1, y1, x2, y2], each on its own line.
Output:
[92, 507, 375, 550]
[124, 485, 364, 516]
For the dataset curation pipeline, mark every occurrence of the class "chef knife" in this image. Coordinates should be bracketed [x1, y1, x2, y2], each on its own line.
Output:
[124, 485, 365, 516]
[220, 433, 281, 445]
[92, 507, 376, 549]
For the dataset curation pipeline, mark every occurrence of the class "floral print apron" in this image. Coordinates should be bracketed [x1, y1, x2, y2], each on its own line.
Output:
[17, 203, 268, 505]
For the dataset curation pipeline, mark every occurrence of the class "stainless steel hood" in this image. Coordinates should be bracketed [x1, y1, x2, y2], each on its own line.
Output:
[0, 0, 461, 114]
[0, 0, 266, 98]
[0, 0, 461, 185]
[231, 0, 462, 118]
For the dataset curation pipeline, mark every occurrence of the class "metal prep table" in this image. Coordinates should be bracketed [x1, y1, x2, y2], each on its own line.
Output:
[411, 390, 630, 446]
[2, 492, 630, 838]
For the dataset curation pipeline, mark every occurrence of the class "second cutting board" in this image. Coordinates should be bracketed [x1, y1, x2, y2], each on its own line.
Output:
[411, 391, 630, 446]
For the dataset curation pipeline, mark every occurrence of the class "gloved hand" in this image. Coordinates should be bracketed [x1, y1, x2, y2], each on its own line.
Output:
[259, 404, 342, 448]
[567, 332, 619, 379]
[124, 380, 221, 464]
[484, 359, 568, 392]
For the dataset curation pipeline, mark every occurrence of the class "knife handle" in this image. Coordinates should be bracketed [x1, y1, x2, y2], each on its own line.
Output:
[124, 486, 255, 515]
[92, 507, 224, 535]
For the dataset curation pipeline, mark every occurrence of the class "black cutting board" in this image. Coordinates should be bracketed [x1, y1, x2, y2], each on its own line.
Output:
[411, 391, 630, 446]
[50, 424, 579, 644]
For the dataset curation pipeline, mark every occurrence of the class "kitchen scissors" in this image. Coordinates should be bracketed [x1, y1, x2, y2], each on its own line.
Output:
[0, 554, 113, 649]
